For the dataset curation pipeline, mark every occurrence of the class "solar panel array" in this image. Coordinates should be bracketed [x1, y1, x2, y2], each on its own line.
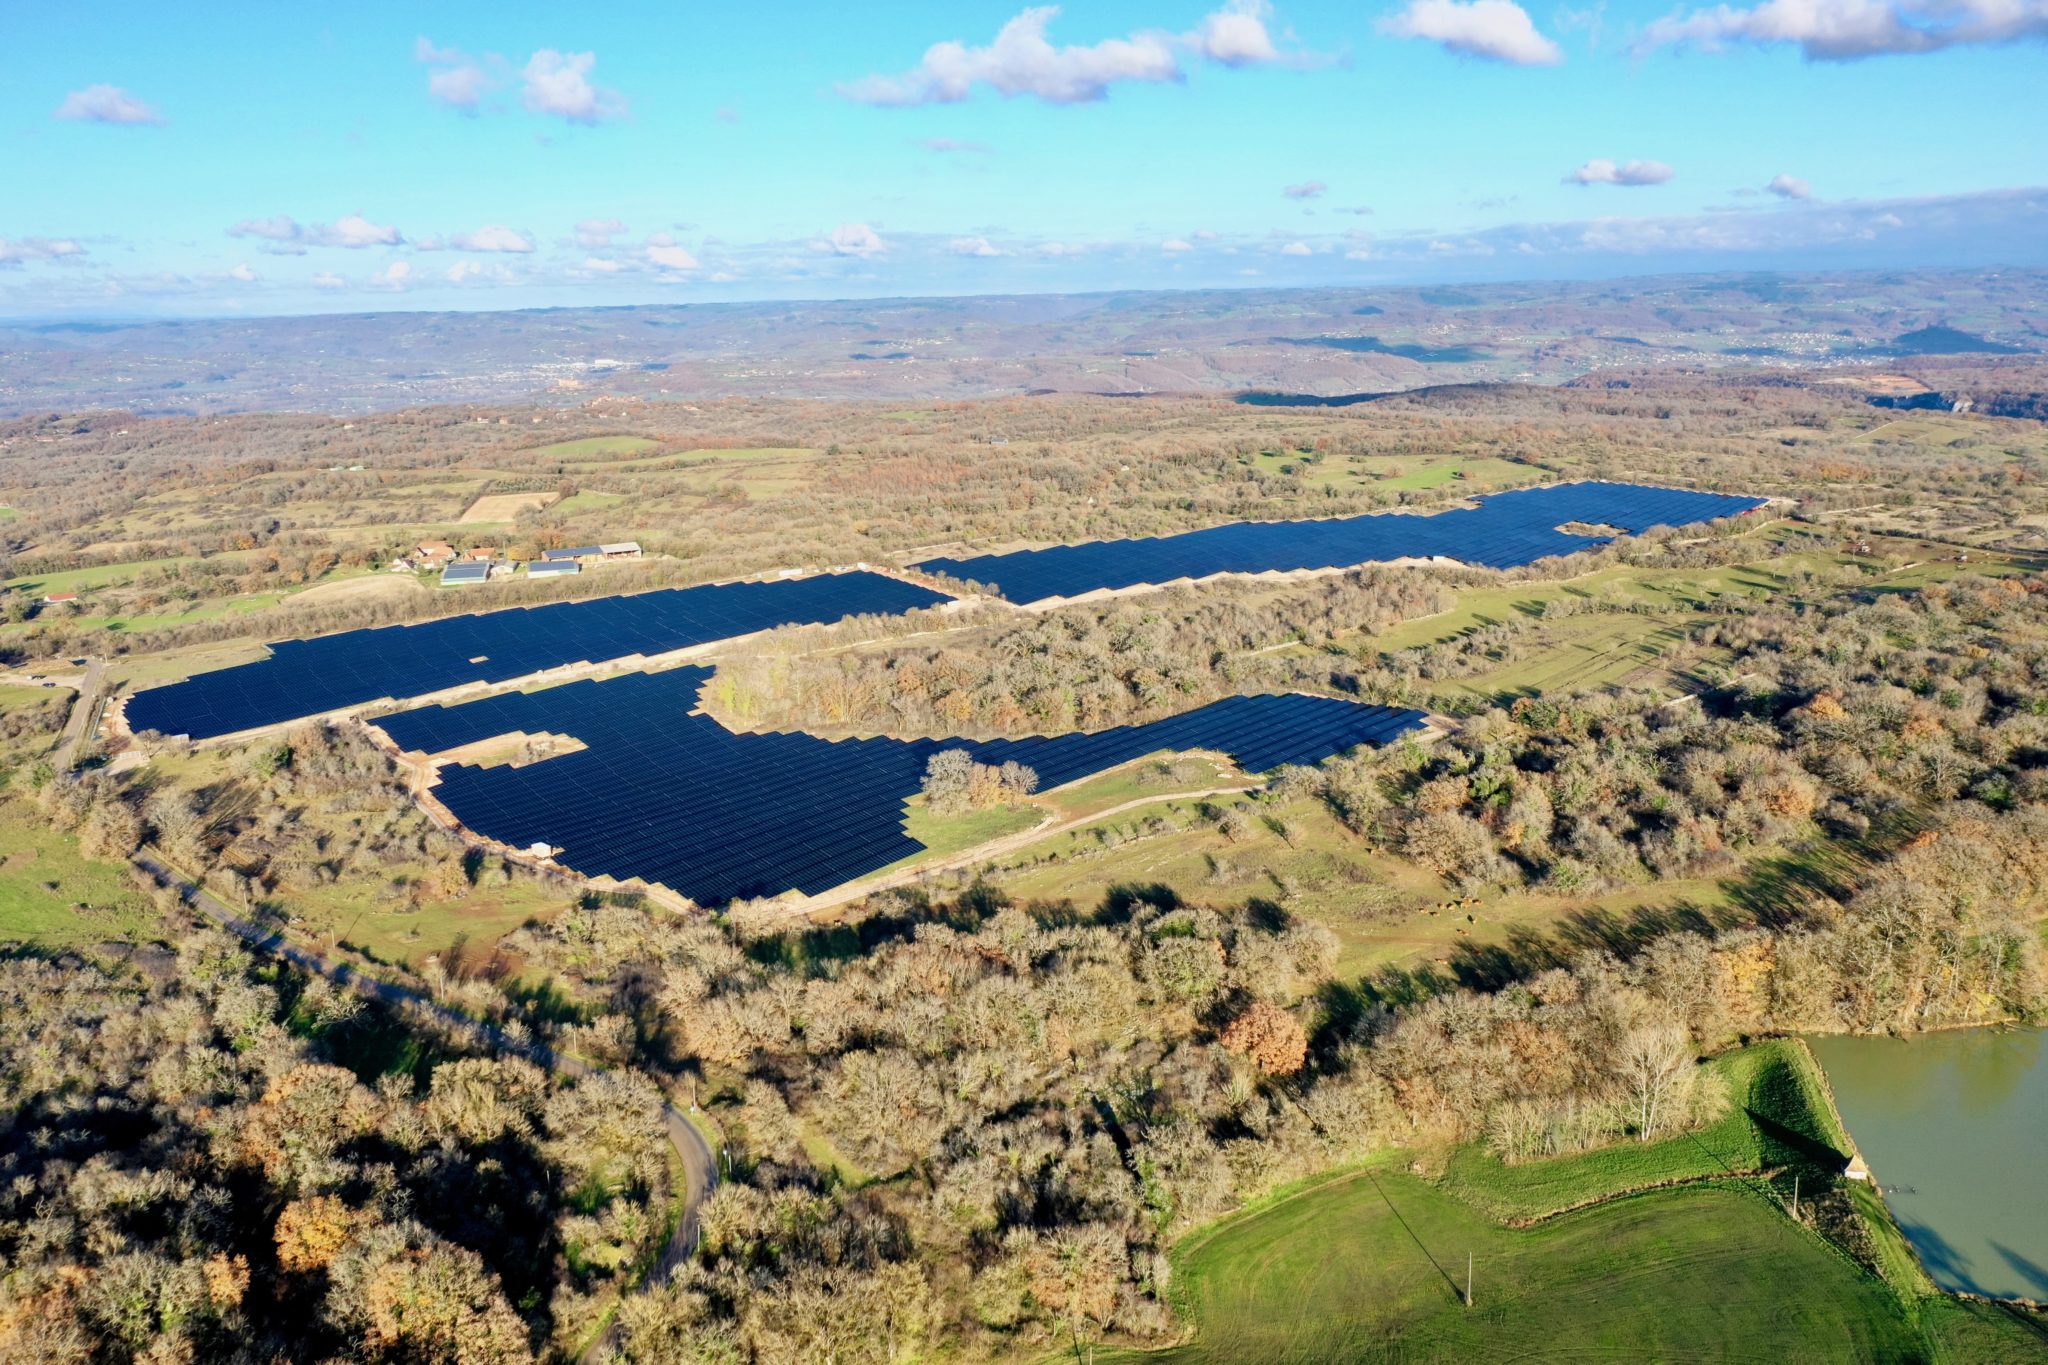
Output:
[376, 666, 1427, 907]
[124, 572, 952, 741]
[914, 481, 1766, 603]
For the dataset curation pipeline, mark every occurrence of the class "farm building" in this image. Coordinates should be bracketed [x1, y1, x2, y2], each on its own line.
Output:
[440, 561, 490, 587]
[415, 540, 457, 566]
[527, 559, 580, 579]
[541, 541, 642, 563]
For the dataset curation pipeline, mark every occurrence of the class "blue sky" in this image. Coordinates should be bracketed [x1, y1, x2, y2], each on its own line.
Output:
[3, 0, 2045, 316]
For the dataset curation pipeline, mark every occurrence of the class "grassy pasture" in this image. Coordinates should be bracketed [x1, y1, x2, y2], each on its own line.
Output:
[1242, 451, 1539, 496]
[1103, 1037, 2038, 1363]
[522, 435, 658, 461]
[0, 802, 159, 948]
[5, 555, 198, 597]
[273, 873, 567, 970]
[1116, 1175, 1926, 1363]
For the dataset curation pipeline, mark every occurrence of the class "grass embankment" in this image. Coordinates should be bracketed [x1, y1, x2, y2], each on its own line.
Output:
[1435, 1041, 1841, 1223]
[1109, 1041, 2045, 1363]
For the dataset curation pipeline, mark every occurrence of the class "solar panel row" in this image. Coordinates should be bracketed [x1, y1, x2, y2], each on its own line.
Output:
[913, 480, 1767, 603]
[124, 572, 952, 741]
[376, 667, 1428, 907]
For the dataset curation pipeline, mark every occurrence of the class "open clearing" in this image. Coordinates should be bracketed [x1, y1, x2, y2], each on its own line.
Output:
[1112, 1041, 2036, 1363]
[280, 573, 428, 612]
[1121, 1175, 1938, 1363]
[522, 435, 657, 461]
[0, 801, 159, 948]
[459, 489, 561, 523]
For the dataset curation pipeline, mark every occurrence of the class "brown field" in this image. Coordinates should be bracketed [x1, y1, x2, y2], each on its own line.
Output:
[281, 574, 429, 611]
[458, 489, 560, 523]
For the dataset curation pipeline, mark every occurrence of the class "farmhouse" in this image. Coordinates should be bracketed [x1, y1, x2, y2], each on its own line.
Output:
[415, 540, 457, 566]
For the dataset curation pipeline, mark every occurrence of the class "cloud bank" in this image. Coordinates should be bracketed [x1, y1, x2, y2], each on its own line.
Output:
[839, 3, 1299, 106]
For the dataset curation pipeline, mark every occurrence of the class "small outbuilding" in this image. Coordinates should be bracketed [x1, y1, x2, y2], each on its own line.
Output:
[527, 559, 580, 579]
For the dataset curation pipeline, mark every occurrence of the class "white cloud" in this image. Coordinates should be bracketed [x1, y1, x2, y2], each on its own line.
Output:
[1161, 237, 1195, 252]
[310, 271, 346, 289]
[1636, 0, 2048, 60]
[1283, 179, 1327, 199]
[575, 218, 627, 248]
[949, 236, 1005, 256]
[230, 213, 403, 250]
[1381, 0, 1565, 64]
[445, 260, 513, 283]
[522, 50, 626, 123]
[417, 38, 498, 111]
[839, 3, 1299, 106]
[449, 225, 535, 253]
[1766, 173, 1813, 200]
[227, 214, 302, 244]
[1279, 240, 1313, 255]
[1192, 228, 1219, 240]
[0, 237, 85, 268]
[1344, 247, 1373, 260]
[1036, 241, 1090, 256]
[921, 136, 994, 153]
[53, 84, 164, 125]
[1566, 157, 1675, 186]
[370, 261, 413, 288]
[429, 63, 494, 110]
[647, 241, 700, 271]
[823, 223, 886, 257]
[1194, 0, 1284, 64]
[582, 256, 625, 273]
[225, 263, 259, 282]
[317, 213, 403, 247]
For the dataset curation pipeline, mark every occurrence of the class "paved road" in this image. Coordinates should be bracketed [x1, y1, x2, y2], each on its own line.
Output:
[130, 854, 718, 1311]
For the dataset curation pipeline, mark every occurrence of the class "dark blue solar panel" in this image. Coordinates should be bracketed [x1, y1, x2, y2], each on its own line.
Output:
[376, 666, 1427, 907]
[914, 481, 1766, 603]
[125, 572, 952, 741]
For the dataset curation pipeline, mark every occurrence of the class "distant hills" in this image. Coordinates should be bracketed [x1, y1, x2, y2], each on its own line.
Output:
[0, 268, 2041, 416]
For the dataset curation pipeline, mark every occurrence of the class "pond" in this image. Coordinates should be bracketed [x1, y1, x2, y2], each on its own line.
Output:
[1809, 1028, 2048, 1301]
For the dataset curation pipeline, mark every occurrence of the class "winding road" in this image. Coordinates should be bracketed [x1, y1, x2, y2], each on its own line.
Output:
[130, 854, 718, 1324]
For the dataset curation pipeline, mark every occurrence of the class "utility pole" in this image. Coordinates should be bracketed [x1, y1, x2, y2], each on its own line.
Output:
[1466, 1252, 1473, 1308]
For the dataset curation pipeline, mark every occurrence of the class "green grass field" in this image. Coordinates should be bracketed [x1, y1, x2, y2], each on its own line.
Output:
[1108, 1040, 2040, 1363]
[5, 554, 198, 598]
[1377, 456, 1538, 492]
[524, 435, 658, 460]
[0, 802, 159, 948]
[264, 870, 568, 969]
[1117, 1174, 1928, 1364]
